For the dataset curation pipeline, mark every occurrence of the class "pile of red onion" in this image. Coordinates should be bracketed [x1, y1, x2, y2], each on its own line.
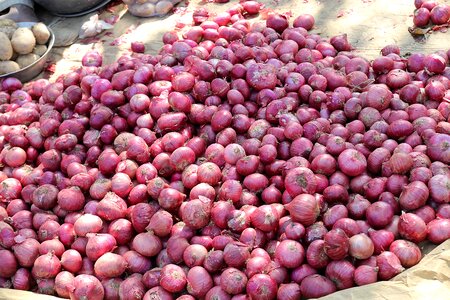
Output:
[0, 1, 449, 299]
[412, 0, 450, 28]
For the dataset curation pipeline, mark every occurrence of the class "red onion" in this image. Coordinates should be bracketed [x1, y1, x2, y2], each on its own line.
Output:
[285, 194, 320, 226]
[354, 265, 379, 286]
[70, 274, 104, 300]
[300, 274, 336, 298]
[338, 149, 367, 177]
[368, 230, 395, 255]
[274, 239, 305, 268]
[85, 233, 116, 261]
[366, 202, 394, 229]
[102, 278, 122, 300]
[61, 249, 82, 273]
[123, 250, 151, 274]
[94, 252, 127, 278]
[119, 274, 145, 300]
[0, 249, 17, 278]
[427, 219, 450, 244]
[250, 205, 280, 232]
[143, 287, 172, 300]
[223, 242, 250, 268]
[376, 251, 404, 280]
[246, 274, 278, 300]
[284, 167, 317, 196]
[389, 239, 422, 268]
[183, 244, 208, 267]
[399, 181, 429, 211]
[325, 260, 355, 290]
[220, 267, 248, 295]
[349, 233, 374, 260]
[132, 232, 162, 257]
[306, 239, 330, 269]
[324, 229, 350, 260]
[55, 271, 74, 298]
[74, 214, 103, 237]
[398, 213, 427, 243]
[428, 175, 449, 203]
[32, 252, 61, 279]
[160, 264, 187, 293]
[12, 268, 33, 291]
[12, 238, 40, 267]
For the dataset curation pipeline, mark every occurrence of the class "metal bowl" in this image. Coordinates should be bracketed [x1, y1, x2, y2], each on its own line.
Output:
[0, 22, 55, 83]
[35, 0, 112, 17]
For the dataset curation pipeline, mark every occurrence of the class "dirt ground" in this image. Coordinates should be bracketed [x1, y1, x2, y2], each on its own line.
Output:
[37, 0, 450, 81]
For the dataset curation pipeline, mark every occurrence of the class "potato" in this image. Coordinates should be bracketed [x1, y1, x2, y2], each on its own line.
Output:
[0, 32, 14, 61]
[155, 1, 174, 15]
[11, 28, 36, 55]
[129, 3, 155, 17]
[33, 45, 48, 56]
[0, 61, 20, 75]
[32, 22, 51, 45]
[0, 19, 18, 39]
[16, 53, 40, 69]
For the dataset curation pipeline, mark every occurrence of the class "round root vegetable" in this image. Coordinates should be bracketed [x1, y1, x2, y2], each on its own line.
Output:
[11, 27, 36, 55]
[0, 6, 449, 300]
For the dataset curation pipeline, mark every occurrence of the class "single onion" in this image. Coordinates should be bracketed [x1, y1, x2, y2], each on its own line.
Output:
[324, 229, 349, 260]
[376, 251, 404, 280]
[349, 233, 374, 260]
[389, 239, 422, 268]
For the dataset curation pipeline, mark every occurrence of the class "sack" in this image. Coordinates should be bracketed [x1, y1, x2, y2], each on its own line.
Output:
[124, 0, 183, 18]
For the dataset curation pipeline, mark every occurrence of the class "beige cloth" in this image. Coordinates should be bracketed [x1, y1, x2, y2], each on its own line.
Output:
[0, 0, 33, 11]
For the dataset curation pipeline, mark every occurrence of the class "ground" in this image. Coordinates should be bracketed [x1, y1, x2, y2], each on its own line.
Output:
[37, 0, 450, 81]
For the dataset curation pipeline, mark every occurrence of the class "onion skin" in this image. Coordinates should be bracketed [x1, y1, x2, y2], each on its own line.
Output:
[369, 230, 395, 255]
[399, 181, 429, 211]
[274, 239, 305, 269]
[94, 253, 127, 278]
[324, 229, 350, 260]
[376, 251, 405, 280]
[220, 267, 248, 295]
[354, 265, 378, 286]
[389, 240, 422, 268]
[32, 253, 61, 279]
[285, 194, 320, 226]
[325, 260, 355, 290]
[398, 213, 427, 244]
[246, 274, 278, 300]
[300, 274, 336, 298]
[349, 233, 374, 260]
[427, 219, 450, 244]
[160, 264, 187, 293]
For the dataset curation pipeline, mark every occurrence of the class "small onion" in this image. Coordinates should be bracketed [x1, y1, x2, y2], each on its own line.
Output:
[389, 240, 422, 268]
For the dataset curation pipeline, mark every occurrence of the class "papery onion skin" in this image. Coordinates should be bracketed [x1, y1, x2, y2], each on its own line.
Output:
[349, 233, 374, 260]
[354, 265, 378, 286]
[398, 213, 427, 244]
[325, 260, 355, 290]
[324, 229, 350, 260]
[300, 274, 337, 299]
[376, 251, 405, 280]
[285, 194, 320, 226]
[389, 239, 422, 268]
[427, 219, 450, 244]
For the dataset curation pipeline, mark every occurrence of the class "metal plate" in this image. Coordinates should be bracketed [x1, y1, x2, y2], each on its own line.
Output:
[52, 0, 112, 18]
[0, 22, 55, 83]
